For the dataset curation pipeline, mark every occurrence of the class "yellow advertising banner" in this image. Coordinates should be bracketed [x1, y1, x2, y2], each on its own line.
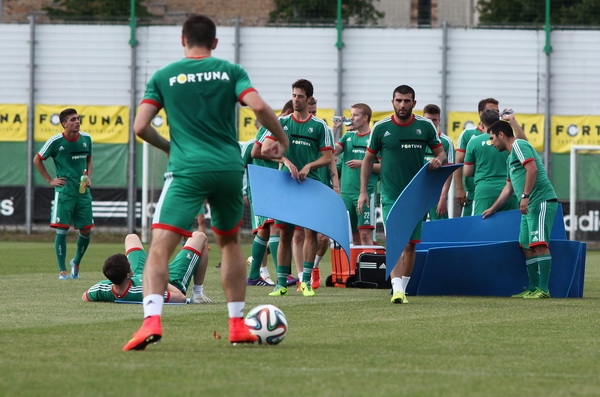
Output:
[447, 112, 545, 152]
[0, 104, 28, 142]
[34, 105, 129, 143]
[551, 115, 600, 153]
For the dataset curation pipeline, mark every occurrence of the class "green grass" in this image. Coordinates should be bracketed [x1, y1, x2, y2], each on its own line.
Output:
[1, 240, 599, 397]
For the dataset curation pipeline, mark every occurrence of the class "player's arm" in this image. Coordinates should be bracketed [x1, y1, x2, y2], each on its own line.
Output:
[502, 111, 527, 141]
[427, 145, 446, 170]
[454, 149, 467, 206]
[328, 154, 340, 194]
[482, 180, 515, 218]
[85, 155, 93, 188]
[244, 92, 288, 159]
[463, 163, 474, 177]
[133, 102, 170, 154]
[357, 150, 376, 213]
[519, 160, 538, 215]
[297, 149, 333, 182]
[165, 284, 187, 303]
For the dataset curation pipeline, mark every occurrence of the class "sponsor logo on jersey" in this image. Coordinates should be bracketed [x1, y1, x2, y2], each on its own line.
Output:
[59, 146, 65, 151]
[292, 139, 311, 147]
[169, 71, 231, 87]
[401, 144, 423, 149]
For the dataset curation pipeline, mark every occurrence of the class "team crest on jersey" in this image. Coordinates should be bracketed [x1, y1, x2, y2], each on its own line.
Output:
[283, 126, 289, 131]
[186, 252, 192, 259]
[83, 143, 87, 148]
[416, 129, 422, 135]
[308, 128, 314, 134]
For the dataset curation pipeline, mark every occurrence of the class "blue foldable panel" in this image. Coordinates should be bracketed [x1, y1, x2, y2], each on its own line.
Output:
[384, 163, 463, 277]
[247, 164, 351, 262]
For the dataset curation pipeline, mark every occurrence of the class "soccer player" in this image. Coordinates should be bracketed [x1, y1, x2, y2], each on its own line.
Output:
[260, 79, 334, 297]
[483, 120, 558, 298]
[83, 232, 212, 304]
[123, 14, 288, 350]
[358, 85, 446, 304]
[335, 103, 380, 245]
[463, 109, 519, 215]
[422, 104, 455, 220]
[33, 108, 93, 280]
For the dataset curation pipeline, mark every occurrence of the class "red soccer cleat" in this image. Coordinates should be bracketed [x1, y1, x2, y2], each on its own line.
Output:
[122, 315, 162, 351]
[229, 317, 258, 344]
[311, 268, 321, 289]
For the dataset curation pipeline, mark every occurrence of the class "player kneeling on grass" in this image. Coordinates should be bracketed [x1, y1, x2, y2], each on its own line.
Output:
[83, 232, 212, 304]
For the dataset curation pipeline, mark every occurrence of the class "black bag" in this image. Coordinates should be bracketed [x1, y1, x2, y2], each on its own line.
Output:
[354, 253, 391, 289]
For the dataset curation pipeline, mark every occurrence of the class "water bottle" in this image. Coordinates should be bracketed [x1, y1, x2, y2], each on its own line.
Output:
[79, 169, 88, 194]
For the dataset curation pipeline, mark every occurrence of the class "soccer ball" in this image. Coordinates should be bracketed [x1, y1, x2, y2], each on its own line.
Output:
[244, 304, 288, 345]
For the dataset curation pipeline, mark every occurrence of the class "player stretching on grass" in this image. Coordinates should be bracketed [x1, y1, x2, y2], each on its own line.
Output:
[123, 14, 287, 350]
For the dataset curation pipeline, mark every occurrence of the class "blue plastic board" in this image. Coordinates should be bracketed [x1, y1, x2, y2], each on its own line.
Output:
[247, 164, 351, 262]
[384, 163, 463, 277]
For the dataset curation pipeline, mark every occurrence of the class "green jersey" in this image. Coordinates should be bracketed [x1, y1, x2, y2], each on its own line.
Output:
[262, 114, 333, 181]
[456, 127, 484, 192]
[508, 139, 557, 207]
[252, 127, 279, 170]
[425, 132, 455, 164]
[37, 132, 93, 197]
[318, 127, 336, 187]
[142, 56, 254, 174]
[465, 133, 510, 200]
[368, 114, 441, 200]
[85, 276, 144, 302]
[338, 130, 378, 197]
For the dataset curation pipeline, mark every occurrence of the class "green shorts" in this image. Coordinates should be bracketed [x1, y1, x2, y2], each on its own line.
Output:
[153, 170, 244, 236]
[126, 247, 147, 275]
[50, 191, 94, 230]
[461, 190, 474, 217]
[168, 246, 200, 294]
[249, 201, 274, 233]
[381, 195, 423, 242]
[519, 200, 558, 249]
[342, 193, 375, 232]
[473, 195, 518, 216]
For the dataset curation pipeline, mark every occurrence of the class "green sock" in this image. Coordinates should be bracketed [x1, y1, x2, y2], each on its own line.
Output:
[525, 256, 540, 291]
[268, 236, 279, 267]
[54, 229, 68, 272]
[249, 235, 267, 279]
[276, 265, 291, 287]
[73, 233, 90, 265]
[537, 254, 552, 292]
[303, 261, 313, 282]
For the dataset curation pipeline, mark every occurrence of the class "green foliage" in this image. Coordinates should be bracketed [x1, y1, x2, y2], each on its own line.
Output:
[269, 0, 385, 26]
[0, 239, 599, 397]
[478, 0, 600, 26]
[43, 0, 153, 22]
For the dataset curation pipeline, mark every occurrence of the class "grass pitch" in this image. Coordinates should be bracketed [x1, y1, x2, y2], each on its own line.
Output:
[0, 239, 599, 397]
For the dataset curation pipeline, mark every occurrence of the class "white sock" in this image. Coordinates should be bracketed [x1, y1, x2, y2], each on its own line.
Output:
[260, 267, 270, 279]
[313, 255, 323, 269]
[401, 276, 411, 292]
[227, 302, 245, 318]
[391, 277, 403, 293]
[298, 272, 302, 281]
[143, 294, 164, 318]
[193, 284, 204, 296]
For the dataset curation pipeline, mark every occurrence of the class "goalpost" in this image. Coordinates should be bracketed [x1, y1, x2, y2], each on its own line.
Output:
[569, 145, 600, 241]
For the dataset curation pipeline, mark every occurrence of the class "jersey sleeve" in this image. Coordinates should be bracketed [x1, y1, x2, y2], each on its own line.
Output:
[141, 69, 165, 108]
[513, 139, 536, 165]
[367, 127, 381, 154]
[443, 135, 455, 164]
[464, 138, 476, 164]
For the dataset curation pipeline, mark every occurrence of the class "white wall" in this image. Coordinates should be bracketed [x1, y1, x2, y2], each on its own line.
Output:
[1, 23, 599, 119]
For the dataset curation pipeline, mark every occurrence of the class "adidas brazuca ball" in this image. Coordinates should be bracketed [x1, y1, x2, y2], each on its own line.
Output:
[244, 304, 288, 345]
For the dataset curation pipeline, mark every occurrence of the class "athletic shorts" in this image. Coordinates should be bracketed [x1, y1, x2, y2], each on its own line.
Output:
[460, 190, 474, 217]
[50, 191, 94, 230]
[381, 195, 422, 243]
[249, 201, 274, 233]
[519, 200, 558, 249]
[473, 195, 518, 215]
[168, 246, 200, 294]
[153, 170, 244, 236]
[126, 247, 147, 275]
[342, 193, 375, 232]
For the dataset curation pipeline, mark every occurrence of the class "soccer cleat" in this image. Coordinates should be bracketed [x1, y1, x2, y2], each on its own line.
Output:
[301, 282, 315, 297]
[286, 275, 299, 286]
[229, 317, 258, 344]
[511, 289, 535, 298]
[523, 288, 551, 299]
[268, 285, 288, 296]
[122, 315, 162, 351]
[58, 271, 69, 280]
[261, 275, 276, 286]
[189, 294, 212, 303]
[69, 259, 80, 279]
[247, 278, 274, 287]
[311, 268, 321, 289]
[391, 291, 408, 304]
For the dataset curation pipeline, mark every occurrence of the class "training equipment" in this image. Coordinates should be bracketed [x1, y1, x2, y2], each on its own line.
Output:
[244, 304, 288, 345]
[355, 252, 391, 289]
[327, 244, 385, 288]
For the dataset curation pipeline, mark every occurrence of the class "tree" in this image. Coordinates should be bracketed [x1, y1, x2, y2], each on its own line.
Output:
[269, 0, 385, 26]
[44, 0, 153, 22]
[478, 0, 600, 26]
